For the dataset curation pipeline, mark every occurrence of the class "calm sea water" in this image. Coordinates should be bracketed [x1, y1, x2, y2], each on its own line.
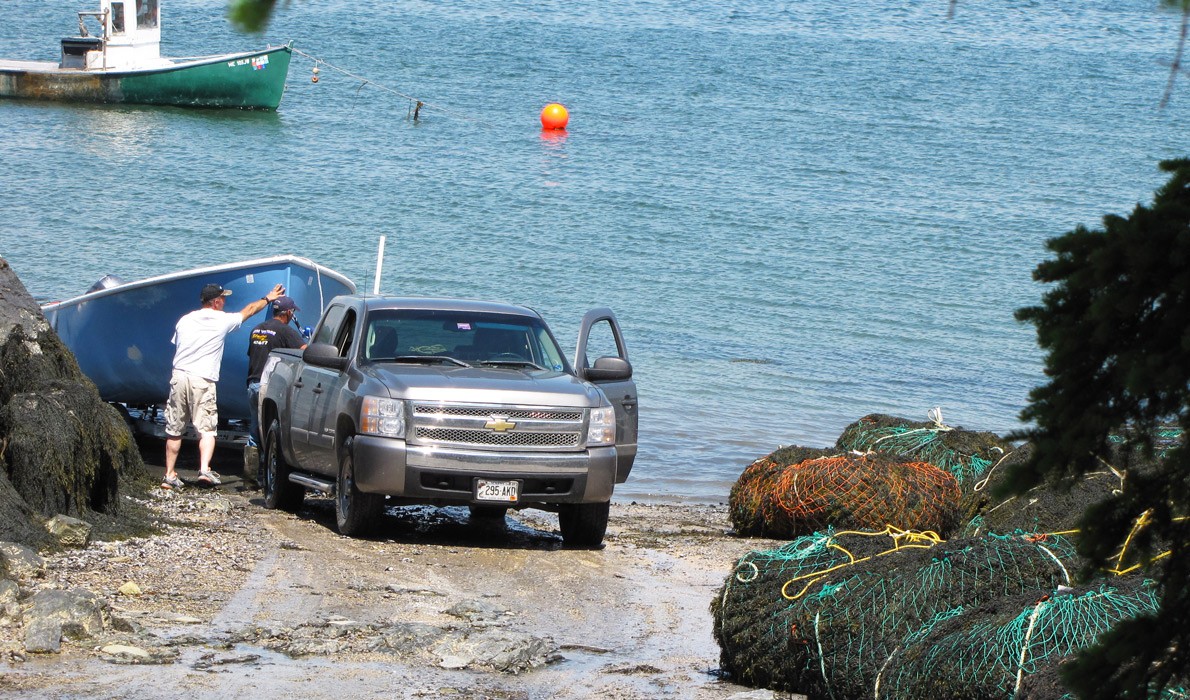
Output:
[1, 1, 1186, 502]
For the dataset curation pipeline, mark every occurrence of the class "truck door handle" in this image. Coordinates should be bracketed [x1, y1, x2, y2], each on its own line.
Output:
[312, 385, 323, 395]
[294, 380, 304, 389]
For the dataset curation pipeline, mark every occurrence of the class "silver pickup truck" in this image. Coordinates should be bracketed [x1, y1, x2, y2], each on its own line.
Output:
[258, 295, 638, 547]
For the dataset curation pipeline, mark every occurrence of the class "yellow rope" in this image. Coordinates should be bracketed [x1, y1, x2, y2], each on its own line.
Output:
[769, 513, 1183, 601]
[1107, 513, 1186, 576]
[780, 526, 944, 600]
[1023, 513, 1185, 577]
[1113, 510, 1154, 573]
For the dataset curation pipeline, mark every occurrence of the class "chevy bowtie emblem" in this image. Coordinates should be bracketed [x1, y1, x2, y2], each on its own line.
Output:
[485, 416, 517, 432]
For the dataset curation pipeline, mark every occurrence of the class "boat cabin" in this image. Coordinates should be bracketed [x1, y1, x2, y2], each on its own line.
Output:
[61, 0, 165, 70]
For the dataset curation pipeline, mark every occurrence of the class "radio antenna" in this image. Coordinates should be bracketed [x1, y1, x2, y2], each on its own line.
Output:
[374, 235, 386, 295]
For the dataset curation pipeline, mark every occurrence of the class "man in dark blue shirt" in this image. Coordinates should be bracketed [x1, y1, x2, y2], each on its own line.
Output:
[244, 296, 306, 486]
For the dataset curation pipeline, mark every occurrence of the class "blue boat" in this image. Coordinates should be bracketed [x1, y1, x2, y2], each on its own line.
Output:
[41, 255, 355, 423]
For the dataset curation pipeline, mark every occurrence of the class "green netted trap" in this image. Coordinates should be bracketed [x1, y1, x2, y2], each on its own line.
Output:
[958, 443, 1125, 540]
[713, 530, 1095, 698]
[836, 411, 1013, 486]
[1107, 424, 1185, 464]
[877, 579, 1163, 699]
[720, 411, 1186, 699]
[728, 451, 961, 539]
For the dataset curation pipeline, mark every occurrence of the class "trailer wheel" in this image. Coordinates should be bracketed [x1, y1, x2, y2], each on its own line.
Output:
[263, 418, 303, 512]
[558, 501, 609, 548]
[336, 436, 383, 536]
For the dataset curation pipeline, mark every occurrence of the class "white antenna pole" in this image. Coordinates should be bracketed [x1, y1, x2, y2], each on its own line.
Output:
[373, 235, 386, 295]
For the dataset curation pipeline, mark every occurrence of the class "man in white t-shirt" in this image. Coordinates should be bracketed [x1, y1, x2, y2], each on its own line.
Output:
[161, 281, 285, 489]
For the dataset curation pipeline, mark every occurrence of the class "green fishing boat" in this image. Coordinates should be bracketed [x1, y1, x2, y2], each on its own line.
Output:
[0, 0, 292, 110]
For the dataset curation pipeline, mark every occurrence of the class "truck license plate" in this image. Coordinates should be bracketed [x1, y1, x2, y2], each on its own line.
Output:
[475, 479, 520, 503]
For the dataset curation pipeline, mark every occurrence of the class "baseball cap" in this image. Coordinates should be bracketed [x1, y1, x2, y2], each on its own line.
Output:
[272, 296, 299, 313]
[200, 284, 232, 303]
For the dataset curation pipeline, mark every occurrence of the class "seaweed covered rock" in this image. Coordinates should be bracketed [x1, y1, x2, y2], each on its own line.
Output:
[836, 412, 1014, 487]
[712, 531, 1078, 697]
[731, 451, 961, 539]
[0, 257, 148, 548]
[2, 383, 132, 515]
[729, 445, 833, 536]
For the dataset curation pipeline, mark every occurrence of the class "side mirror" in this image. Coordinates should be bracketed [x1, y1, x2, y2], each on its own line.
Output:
[303, 342, 348, 371]
[584, 356, 632, 382]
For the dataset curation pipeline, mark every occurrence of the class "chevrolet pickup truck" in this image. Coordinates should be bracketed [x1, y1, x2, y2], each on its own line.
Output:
[258, 295, 638, 547]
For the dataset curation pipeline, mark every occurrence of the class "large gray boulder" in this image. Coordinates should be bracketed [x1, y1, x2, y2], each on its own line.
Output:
[0, 578, 20, 624]
[23, 588, 108, 654]
[0, 541, 46, 581]
[46, 514, 92, 548]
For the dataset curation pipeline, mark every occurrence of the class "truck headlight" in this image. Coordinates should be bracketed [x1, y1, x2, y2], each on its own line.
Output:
[587, 406, 615, 446]
[361, 396, 406, 438]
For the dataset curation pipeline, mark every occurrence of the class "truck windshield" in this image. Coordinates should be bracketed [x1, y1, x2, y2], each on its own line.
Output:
[363, 309, 568, 371]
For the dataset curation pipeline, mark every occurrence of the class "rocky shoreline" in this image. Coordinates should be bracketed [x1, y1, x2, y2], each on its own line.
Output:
[0, 453, 798, 700]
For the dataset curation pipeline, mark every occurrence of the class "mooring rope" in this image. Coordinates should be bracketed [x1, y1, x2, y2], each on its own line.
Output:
[1014, 598, 1049, 696]
[290, 47, 494, 125]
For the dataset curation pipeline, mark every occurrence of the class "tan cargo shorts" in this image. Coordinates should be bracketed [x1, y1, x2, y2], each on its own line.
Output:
[164, 370, 219, 437]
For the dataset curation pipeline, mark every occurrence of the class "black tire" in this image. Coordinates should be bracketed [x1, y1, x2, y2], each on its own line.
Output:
[336, 436, 383, 536]
[558, 501, 610, 548]
[468, 505, 509, 521]
[263, 419, 304, 512]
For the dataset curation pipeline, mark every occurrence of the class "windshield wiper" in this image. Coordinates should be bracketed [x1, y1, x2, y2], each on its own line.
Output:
[386, 355, 471, 367]
[477, 359, 546, 370]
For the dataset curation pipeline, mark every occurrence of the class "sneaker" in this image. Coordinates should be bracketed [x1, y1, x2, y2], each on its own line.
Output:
[197, 470, 222, 486]
[161, 474, 184, 490]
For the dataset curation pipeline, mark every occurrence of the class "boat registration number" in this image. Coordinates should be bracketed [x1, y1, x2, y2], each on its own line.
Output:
[475, 479, 520, 503]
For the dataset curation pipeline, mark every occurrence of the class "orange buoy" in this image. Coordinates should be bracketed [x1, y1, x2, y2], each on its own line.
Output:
[540, 103, 569, 130]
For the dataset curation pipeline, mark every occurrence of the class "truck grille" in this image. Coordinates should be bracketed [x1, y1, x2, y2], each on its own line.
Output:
[413, 406, 582, 421]
[410, 402, 586, 451]
[415, 427, 579, 447]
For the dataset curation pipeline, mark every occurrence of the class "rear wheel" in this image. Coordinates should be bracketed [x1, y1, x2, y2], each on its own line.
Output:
[558, 501, 610, 548]
[336, 436, 383, 536]
[263, 419, 304, 512]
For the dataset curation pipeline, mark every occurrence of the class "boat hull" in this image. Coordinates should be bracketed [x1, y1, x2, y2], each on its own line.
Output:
[41, 256, 355, 422]
[0, 45, 292, 110]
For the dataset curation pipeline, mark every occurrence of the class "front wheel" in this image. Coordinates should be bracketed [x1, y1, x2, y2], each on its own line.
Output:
[336, 436, 383, 536]
[263, 418, 304, 512]
[558, 501, 610, 548]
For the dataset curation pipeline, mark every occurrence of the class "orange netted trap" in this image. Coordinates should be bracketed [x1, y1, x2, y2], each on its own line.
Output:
[729, 445, 833, 536]
[730, 451, 962, 539]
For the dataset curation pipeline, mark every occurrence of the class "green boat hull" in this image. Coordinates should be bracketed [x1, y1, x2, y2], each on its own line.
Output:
[0, 44, 292, 110]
